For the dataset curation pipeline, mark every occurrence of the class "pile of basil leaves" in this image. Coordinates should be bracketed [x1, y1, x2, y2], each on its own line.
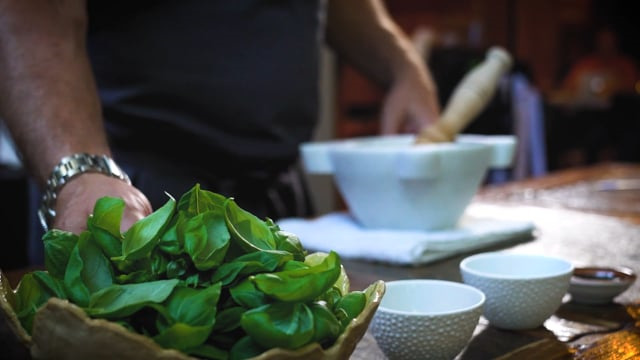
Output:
[12, 184, 366, 359]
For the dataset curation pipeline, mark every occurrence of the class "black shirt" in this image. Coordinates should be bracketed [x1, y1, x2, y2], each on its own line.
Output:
[87, 0, 323, 176]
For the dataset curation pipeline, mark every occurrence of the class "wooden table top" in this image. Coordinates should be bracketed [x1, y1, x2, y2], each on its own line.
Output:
[344, 162, 640, 359]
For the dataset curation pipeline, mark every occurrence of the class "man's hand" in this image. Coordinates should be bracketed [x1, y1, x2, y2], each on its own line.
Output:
[52, 173, 153, 235]
[380, 66, 440, 134]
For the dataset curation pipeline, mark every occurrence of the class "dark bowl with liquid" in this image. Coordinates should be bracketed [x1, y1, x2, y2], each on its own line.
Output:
[568, 266, 637, 305]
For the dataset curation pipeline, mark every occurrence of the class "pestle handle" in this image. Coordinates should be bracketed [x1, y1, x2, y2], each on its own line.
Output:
[415, 46, 513, 144]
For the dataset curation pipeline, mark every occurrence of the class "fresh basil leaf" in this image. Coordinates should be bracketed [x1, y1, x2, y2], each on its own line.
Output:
[279, 260, 309, 271]
[86, 279, 179, 319]
[115, 270, 155, 284]
[32, 271, 67, 299]
[317, 287, 342, 309]
[90, 227, 123, 259]
[164, 282, 221, 326]
[184, 343, 228, 360]
[158, 212, 185, 255]
[212, 306, 244, 333]
[177, 183, 227, 217]
[251, 251, 341, 303]
[310, 301, 341, 346]
[334, 291, 366, 328]
[121, 197, 175, 260]
[229, 278, 269, 309]
[150, 250, 168, 277]
[42, 229, 78, 279]
[306, 252, 350, 296]
[224, 199, 276, 252]
[182, 273, 201, 288]
[89, 196, 125, 238]
[182, 210, 230, 271]
[211, 250, 292, 286]
[266, 219, 306, 261]
[166, 257, 189, 279]
[79, 232, 114, 294]
[229, 336, 266, 360]
[241, 302, 314, 349]
[87, 196, 125, 258]
[153, 323, 213, 351]
[63, 234, 91, 307]
[14, 272, 66, 333]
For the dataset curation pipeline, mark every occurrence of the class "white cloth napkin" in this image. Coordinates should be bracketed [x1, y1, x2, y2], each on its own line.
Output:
[277, 211, 535, 266]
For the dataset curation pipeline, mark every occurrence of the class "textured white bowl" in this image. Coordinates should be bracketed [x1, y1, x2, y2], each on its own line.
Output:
[370, 279, 485, 360]
[460, 252, 573, 330]
[300, 134, 516, 231]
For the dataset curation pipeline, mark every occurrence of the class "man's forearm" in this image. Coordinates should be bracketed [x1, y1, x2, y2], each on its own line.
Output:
[0, 0, 110, 187]
[325, 0, 427, 88]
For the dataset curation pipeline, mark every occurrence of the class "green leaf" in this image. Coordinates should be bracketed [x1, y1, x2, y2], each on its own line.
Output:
[89, 196, 125, 238]
[306, 252, 350, 296]
[334, 291, 366, 328]
[150, 250, 169, 277]
[182, 210, 230, 271]
[86, 197, 126, 258]
[184, 343, 228, 360]
[115, 270, 155, 284]
[310, 301, 341, 346]
[224, 199, 276, 253]
[211, 250, 292, 286]
[212, 306, 244, 333]
[182, 273, 201, 288]
[280, 260, 309, 271]
[177, 183, 227, 217]
[241, 302, 314, 349]
[86, 279, 179, 319]
[153, 323, 213, 351]
[121, 197, 175, 260]
[91, 227, 123, 259]
[14, 273, 58, 333]
[158, 213, 185, 255]
[166, 257, 189, 279]
[266, 219, 306, 261]
[42, 230, 78, 279]
[79, 233, 114, 294]
[63, 234, 91, 307]
[32, 271, 67, 299]
[229, 336, 265, 360]
[229, 278, 269, 309]
[251, 251, 342, 303]
[316, 287, 342, 309]
[164, 282, 221, 326]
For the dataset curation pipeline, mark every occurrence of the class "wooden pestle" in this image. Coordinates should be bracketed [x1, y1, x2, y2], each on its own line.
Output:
[415, 46, 513, 144]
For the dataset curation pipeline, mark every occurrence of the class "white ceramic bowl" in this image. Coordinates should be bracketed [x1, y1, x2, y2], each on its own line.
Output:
[460, 252, 573, 330]
[370, 279, 485, 360]
[300, 134, 516, 230]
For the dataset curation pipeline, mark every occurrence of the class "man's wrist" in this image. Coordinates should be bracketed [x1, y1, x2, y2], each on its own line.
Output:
[38, 153, 131, 231]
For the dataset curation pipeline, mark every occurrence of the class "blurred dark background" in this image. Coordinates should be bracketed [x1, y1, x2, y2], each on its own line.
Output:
[338, 0, 640, 171]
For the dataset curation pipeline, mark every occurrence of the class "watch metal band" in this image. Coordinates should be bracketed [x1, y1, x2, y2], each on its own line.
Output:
[38, 153, 131, 231]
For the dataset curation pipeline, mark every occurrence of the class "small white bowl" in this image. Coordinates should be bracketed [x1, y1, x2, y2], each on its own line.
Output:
[569, 266, 637, 305]
[460, 252, 573, 330]
[370, 279, 485, 360]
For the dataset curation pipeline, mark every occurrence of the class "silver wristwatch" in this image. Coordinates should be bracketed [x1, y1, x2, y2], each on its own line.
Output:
[38, 153, 131, 231]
